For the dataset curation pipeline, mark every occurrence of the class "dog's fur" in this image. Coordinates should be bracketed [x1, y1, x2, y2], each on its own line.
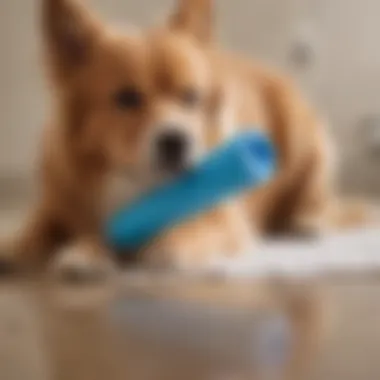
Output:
[1, 0, 336, 278]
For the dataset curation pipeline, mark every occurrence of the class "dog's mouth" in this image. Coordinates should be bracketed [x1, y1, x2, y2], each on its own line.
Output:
[155, 161, 191, 178]
[118, 165, 186, 191]
[153, 130, 198, 177]
[116, 145, 198, 190]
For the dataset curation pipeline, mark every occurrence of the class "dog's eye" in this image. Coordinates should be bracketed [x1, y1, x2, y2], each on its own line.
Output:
[114, 87, 144, 110]
[180, 88, 200, 108]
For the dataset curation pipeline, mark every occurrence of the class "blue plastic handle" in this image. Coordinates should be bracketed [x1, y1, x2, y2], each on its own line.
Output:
[106, 130, 276, 250]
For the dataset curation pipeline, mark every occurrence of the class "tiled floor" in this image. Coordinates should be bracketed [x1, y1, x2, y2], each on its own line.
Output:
[0, 277, 380, 380]
[1, 207, 380, 380]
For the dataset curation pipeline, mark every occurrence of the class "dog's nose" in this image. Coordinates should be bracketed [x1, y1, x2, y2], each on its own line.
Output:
[156, 131, 189, 171]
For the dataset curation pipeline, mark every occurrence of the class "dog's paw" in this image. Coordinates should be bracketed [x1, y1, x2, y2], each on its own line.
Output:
[142, 242, 217, 272]
[52, 242, 116, 283]
[142, 231, 254, 273]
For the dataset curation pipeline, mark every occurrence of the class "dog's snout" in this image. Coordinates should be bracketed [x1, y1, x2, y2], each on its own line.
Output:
[156, 130, 189, 171]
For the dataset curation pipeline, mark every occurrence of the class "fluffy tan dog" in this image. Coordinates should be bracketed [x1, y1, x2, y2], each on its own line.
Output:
[1, 0, 336, 279]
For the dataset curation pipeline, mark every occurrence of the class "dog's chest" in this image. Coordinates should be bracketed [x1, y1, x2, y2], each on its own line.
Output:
[102, 174, 150, 218]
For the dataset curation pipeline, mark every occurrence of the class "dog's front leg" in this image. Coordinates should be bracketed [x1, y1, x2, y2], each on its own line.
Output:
[0, 204, 62, 273]
[52, 235, 115, 281]
[142, 200, 255, 271]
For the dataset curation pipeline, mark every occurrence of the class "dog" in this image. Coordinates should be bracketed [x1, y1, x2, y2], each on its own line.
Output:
[1, 0, 338, 279]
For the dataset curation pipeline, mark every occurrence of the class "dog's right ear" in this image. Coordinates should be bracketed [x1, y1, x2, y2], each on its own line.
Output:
[42, 0, 101, 80]
[168, 0, 214, 44]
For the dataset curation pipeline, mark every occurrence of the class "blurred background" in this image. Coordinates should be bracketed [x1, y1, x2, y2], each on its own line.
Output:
[0, 0, 379, 197]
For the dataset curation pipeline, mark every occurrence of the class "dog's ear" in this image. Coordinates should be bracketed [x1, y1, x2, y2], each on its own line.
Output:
[42, 0, 102, 80]
[168, 0, 214, 43]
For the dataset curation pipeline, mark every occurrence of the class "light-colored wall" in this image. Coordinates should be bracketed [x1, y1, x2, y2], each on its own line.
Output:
[1, 0, 379, 194]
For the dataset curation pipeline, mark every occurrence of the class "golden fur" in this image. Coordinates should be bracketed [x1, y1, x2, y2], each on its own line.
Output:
[2, 0, 337, 278]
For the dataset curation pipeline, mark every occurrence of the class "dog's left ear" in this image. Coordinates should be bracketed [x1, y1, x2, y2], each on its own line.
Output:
[42, 0, 103, 81]
[168, 0, 214, 43]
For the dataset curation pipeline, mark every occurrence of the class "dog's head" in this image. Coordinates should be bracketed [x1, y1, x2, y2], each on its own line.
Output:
[43, 0, 234, 180]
